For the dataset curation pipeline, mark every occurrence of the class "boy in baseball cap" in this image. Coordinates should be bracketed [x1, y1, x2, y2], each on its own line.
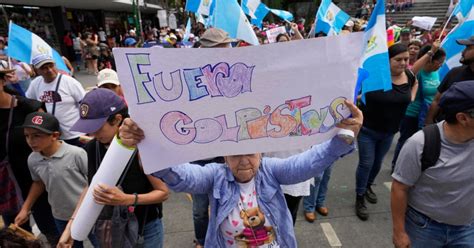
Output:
[58, 89, 168, 248]
[71, 88, 127, 139]
[15, 112, 96, 247]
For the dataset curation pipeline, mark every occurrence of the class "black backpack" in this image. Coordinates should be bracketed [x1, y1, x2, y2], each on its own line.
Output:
[421, 124, 441, 171]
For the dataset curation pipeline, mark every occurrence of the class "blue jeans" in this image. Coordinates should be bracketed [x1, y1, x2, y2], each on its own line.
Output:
[355, 127, 394, 195]
[303, 165, 333, 212]
[54, 218, 98, 248]
[392, 116, 419, 169]
[192, 193, 209, 245]
[143, 218, 164, 248]
[405, 207, 474, 247]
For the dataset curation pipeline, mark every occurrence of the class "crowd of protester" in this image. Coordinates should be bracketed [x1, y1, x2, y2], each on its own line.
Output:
[1, 6, 474, 248]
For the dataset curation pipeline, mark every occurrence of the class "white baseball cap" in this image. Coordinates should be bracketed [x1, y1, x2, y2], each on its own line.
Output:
[97, 69, 120, 87]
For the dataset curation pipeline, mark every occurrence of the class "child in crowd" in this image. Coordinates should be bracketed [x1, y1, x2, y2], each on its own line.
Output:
[14, 112, 97, 248]
[58, 89, 168, 248]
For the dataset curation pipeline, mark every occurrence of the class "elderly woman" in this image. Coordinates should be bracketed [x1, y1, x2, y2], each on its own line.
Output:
[119, 101, 362, 247]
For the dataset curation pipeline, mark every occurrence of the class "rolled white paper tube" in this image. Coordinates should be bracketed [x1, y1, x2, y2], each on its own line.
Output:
[71, 136, 136, 240]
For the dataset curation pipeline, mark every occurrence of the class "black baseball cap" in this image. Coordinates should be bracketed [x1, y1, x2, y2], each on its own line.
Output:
[439, 81, 474, 114]
[456, 36, 474, 46]
[20, 112, 60, 134]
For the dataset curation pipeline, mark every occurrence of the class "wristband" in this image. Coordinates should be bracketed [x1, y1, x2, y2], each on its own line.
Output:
[427, 51, 434, 57]
[133, 193, 139, 206]
[128, 193, 138, 213]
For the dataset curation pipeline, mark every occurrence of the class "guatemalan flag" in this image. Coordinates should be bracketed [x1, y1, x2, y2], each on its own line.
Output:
[186, 0, 215, 16]
[241, 0, 270, 27]
[7, 22, 70, 73]
[439, 0, 474, 79]
[241, 0, 293, 28]
[270, 9, 294, 22]
[315, 0, 350, 36]
[357, 0, 391, 102]
[452, 0, 474, 23]
[212, 0, 259, 46]
[183, 18, 192, 42]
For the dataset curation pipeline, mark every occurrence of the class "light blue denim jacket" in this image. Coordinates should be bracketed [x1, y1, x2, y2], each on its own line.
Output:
[153, 137, 354, 247]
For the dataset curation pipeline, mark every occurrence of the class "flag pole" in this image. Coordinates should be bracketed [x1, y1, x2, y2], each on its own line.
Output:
[439, 2, 458, 43]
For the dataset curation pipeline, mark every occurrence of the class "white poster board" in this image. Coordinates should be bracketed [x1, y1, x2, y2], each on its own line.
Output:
[168, 13, 178, 29]
[114, 32, 364, 174]
[157, 10, 168, 27]
[412, 16, 437, 31]
[266, 26, 288, 43]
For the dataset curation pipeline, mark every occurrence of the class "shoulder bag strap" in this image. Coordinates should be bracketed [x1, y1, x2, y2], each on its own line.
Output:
[117, 149, 138, 186]
[95, 140, 101, 171]
[421, 124, 441, 172]
[139, 206, 149, 237]
[51, 74, 63, 116]
[4, 96, 16, 161]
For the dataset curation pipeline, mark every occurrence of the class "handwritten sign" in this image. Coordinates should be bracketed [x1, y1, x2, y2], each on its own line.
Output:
[114, 32, 364, 173]
[266, 26, 288, 43]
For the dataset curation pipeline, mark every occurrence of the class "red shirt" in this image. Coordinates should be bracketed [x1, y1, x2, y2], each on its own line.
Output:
[63, 35, 73, 47]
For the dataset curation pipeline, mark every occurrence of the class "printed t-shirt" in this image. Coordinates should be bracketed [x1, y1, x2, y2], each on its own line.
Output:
[26, 74, 85, 139]
[405, 69, 440, 117]
[220, 179, 279, 248]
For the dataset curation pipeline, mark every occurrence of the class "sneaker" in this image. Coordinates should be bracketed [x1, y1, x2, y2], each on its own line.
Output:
[304, 212, 316, 223]
[356, 195, 369, 221]
[365, 185, 377, 204]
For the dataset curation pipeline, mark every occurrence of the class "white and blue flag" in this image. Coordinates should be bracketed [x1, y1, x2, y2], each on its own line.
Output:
[186, 0, 215, 16]
[241, 0, 293, 27]
[357, 0, 391, 102]
[183, 18, 192, 42]
[315, 0, 350, 36]
[7, 22, 70, 73]
[452, 0, 474, 23]
[212, 0, 259, 46]
[439, 2, 474, 79]
[270, 9, 294, 22]
[241, 0, 270, 27]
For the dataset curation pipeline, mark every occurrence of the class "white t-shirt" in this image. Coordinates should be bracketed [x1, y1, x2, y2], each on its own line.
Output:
[264, 149, 312, 197]
[98, 31, 107, 42]
[13, 62, 32, 81]
[26, 74, 85, 140]
[73, 37, 82, 51]
[220, 179, 279, 247]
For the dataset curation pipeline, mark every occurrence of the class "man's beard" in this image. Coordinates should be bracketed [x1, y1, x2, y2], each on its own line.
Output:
[460, 56, 474, 65]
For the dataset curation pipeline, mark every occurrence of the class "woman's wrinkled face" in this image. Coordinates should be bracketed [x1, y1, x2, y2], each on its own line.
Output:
[408, 45, 420, 59]
[390, 51, 410, 75]
[225, 153, 261, 183]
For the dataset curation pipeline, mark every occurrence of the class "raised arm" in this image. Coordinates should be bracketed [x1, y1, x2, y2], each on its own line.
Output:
[152, 163, 217, 194]
[266, 100, 362, 185]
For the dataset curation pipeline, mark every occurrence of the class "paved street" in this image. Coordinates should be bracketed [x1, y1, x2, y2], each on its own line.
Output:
[72, 70, 396, 247]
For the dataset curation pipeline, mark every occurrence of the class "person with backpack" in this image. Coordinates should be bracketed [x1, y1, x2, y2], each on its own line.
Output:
[57, 89, 169, 248]
[355, 43, 418, 221]
[391, 80, 474, 248]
